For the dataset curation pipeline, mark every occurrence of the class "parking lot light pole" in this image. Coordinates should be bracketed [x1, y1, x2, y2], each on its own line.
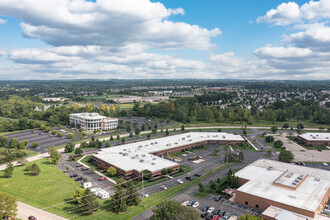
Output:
[142, 171, 145, 207]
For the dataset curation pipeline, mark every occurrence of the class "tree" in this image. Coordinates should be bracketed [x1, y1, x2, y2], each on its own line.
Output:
[110, 135, 114, 141]
[51, 130, 57, 135]
[162, 168, 168, 175]
[282, 123, 289, 129]
[297, 123, 304, 130]
[8, 138, 19, 148]
[121, 138, 125, 143]
[218, 128, 222, 132]
[152, 128, 157, 134]
[239, 151, 244, 161]
[142, 169, 152, 180]
[18, 140, 29, 150]
[274, 140, 283, 148]
[73, 188, 85, 204]
[31, 163, 41, 176]
[68, 133, 76, 141]
[75, 147, 84, 154]
[242, 129, 247, 135]
[81, 188, 99, 215]
[4, 162, 14, 178]
[198, 183, 205, 192]
[181, 125, 185, 131]
[165, 128, 169, 136]
[107, 166, 117, 177]
[31, 142, 39, 148]
[48, 145, 61, 165]
[129, 132, 134, 138]
[116, 135, 120, 140]
[0, 192, 18, 220]
[209, 180, 217, 190]
[111, 186, 127, 213]
[271, 126, 278, 133]
[141, 124, 146, 131]
[150, 200, 200, 220]
[17, 157, 28, 166]
[64, 142, 75, 153]
[279, 150, 294, 163]
[126, 181, 140, 206]
[265, 136, 274, 143]
[57, 132, 64, 137]
[147, 134, 151, 139]
[135, 127, 140, 135]
[0, 135, 8, 147]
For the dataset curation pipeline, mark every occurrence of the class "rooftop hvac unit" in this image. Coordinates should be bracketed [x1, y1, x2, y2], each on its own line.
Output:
[314, 178, 320, 182]
[289, 195, 297, 199]
[292, 182, 297, 185]
[151, 143, 153, 145]
[175, 142, 178, 144]
[153, 158, 156, 160]
[119, 152, 122, 154]
[138, 145, 142, 148]
[123, 149, 126, 151]
[326, 137, 329, 139]
[187, 135, 191, 137]
[267, 166, 273, 171]
[131, 156, 135, 159]
[222, 136, 226, 139]
[294, 179, 299, 183]
[145, 145, 148, 146]
[151, 163, 155, 165]
[182, 138, 185, 140]
[139, 159, 144, 162]
[142, 154, 145, 157]
[155, 142, 157, 144]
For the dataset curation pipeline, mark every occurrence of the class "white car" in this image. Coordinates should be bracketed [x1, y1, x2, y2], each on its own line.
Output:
[207, 207, 215, 213]
[182, 154, 187, 157]
[143, 193, 149, 197]
[177, 179, 184, 184]
[192, 201, 199, 208]
[323, 162, 328, 166]
[160, 185, 167, 190]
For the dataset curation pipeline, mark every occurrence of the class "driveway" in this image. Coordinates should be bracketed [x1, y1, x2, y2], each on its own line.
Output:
[17, 201, 67, 220]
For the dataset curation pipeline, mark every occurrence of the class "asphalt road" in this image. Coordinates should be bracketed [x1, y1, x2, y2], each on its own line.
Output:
[17, 201, 67, 220]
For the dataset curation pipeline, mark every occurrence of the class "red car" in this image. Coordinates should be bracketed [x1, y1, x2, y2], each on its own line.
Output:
[31, 131, 35, 133]
[28, 216, 37, 220]
[99, 177, 106, 181]
[212, 215, 219, 220]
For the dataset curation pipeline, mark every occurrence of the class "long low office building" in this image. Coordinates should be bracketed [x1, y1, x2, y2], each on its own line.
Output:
[298, 133, 330, 146]
[235, 159, 330, 219]
[92, 132, 245, 178]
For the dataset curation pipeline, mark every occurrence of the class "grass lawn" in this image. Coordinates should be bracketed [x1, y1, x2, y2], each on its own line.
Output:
[0, 158, 80, 218]
[134, 177, 170, 189]
[171, 165, 192, 178]
[286, 136, 329, 150]
[231, 143, 259, 152]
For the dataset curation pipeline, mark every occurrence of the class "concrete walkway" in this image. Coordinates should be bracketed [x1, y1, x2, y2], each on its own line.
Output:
[17, 201, 67, 220]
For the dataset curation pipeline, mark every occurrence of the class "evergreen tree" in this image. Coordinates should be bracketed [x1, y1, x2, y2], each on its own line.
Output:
[31, 163, 41, 176]
[111, 187, 127, 213]
[126, 181, 140, 206]
[4, 162, 14, 178]
[81, 188, 99, 215]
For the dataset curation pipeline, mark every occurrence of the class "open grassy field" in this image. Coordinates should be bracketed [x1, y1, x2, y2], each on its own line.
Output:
[0, 158, 80, 218]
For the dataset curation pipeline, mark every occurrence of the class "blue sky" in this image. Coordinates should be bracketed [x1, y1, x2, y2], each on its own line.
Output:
[0, 0, 329, 80]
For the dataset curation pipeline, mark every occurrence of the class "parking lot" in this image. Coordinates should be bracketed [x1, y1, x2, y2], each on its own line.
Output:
[57, 154, 116, 195]
[5, 129, 70, 153]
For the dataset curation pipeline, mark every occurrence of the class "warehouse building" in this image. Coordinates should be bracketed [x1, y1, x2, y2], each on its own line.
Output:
[69, 113, 118, 131]
[298, 133, 330, 146]
[235, 159, 330, 219]
[92, 132, 245, 179]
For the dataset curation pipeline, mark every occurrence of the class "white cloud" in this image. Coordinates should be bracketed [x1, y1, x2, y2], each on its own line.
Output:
[0, 0, 220, 50]
[257, 2, 301, 25]
[254, 46, 313, 59]
[0, 18, 7, 24]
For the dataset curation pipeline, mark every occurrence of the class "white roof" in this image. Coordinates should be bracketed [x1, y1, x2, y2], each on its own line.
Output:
[70, 112, 106, 119]
[236, 159, 330, 212]
[94, 132, 244, 173]
[298, 133, 330, 141]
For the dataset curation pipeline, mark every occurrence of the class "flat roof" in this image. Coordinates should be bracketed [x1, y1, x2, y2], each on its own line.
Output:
[70, 112, 106, 119]
[94, 132, 244, 173]
[236, 159, 330, 212]
[298, 133, 330, 142]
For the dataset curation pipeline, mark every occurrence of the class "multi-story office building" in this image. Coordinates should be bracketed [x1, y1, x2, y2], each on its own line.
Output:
[69, 113, 118, 131]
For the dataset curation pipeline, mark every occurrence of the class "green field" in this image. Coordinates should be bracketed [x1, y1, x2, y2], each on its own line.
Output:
[0, 158, 80, 218]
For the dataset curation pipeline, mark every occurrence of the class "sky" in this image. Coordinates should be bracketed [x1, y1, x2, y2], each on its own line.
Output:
[0, 0, 330, 80]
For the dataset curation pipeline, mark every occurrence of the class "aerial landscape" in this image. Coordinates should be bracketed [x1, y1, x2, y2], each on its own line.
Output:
[0, 1, 329, 220]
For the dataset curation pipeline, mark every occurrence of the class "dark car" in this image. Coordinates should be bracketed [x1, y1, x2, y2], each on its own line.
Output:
[82, 167, 89, 171]
[201, 212, 208, 218]
[70, 174, 78, 177]
[201, 206, 209, 212]
[219, 210, 225, 216]
[213, 209, 220, 215]
[206, 213, 214, 220]
[194, 173, 201, 177]
[76, 164, 83, 167]
[28, 216, 37, 220]
[185, 176, 193, 181]
[187, 200, 195, 206]
[215, 195, 222, 201]
[75, 177, 83, 181]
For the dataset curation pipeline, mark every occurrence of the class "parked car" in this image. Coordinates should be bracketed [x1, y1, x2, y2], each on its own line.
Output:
[323, 162, 328, 166]
[76, 164, 83, 167]
[215, 195, 222, 201]
[143, 193, 149, 197]
[219, 210, 225, 216]
[212, 215, 220, 220]
[31, 131, 35, 133]
[99, 177, 106, 181]
[185, 176, 193, 181]
[38, 133, 42, 135]
[201, 212, 208, 218]
[213, 209, 220, 215]
[207, 207, 215, 213]
[160, 185, 167, 190]
[318, 149, 322, 152]
[182, 154, 187, 157]
[192, 201, 199, 208]
[187, 200, 195, 206]
[82, 167, 89, 171]
[223, 213, 231, 219]
[75, 177, 83, 181]
[177, 179, 183, 184]
[206, 213, 214, 220]
[201, 206, 209, 212]
[70, 174, 78, 177]
[194, 173, 201, 177]
[301, 162, 306, 166]
[28, 216, 37, 220]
